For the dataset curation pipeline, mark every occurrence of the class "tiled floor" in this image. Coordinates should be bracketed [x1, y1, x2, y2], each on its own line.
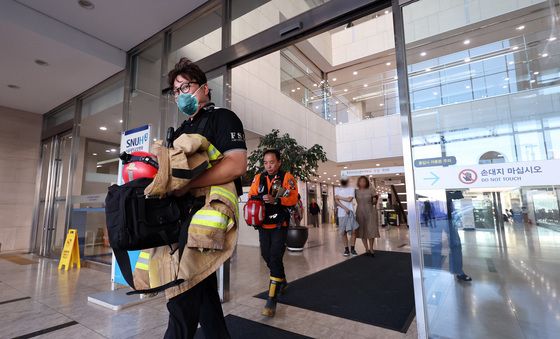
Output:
[0, 224, 415, 338]
[1, 221, 559, 338]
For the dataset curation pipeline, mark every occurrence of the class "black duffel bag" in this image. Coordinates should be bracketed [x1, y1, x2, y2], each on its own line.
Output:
[105, 177, 204, 294]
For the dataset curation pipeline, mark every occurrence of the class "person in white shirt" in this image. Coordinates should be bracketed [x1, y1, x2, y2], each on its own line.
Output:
[335, 177, 360, 256]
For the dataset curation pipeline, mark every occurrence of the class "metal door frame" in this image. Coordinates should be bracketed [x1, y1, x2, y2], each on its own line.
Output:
[33, 132, 73, 257]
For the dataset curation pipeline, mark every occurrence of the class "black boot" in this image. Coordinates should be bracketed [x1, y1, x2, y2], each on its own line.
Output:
[279, 278, 288, 295]
[262, 276, 282, 317]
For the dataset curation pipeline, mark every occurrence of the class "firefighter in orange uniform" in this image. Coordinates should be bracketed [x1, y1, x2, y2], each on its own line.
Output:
[248, 149, 298, 317]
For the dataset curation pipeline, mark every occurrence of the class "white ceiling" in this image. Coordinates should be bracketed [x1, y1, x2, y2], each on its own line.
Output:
[0, 0, 207, 114]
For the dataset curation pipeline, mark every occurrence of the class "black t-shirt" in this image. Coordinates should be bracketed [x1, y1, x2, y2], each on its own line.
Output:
[173, 103, 247, 194]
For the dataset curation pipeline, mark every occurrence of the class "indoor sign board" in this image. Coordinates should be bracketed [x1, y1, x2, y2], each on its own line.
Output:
[414, 159, 560, 189]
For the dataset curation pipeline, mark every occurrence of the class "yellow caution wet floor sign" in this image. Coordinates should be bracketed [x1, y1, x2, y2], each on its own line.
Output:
[58, 229, 81, 270]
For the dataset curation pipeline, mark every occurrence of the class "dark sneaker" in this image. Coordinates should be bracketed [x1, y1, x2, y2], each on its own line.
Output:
[343, 249, 350, 257]
[351, 249, 358, 256]
[456, 273, 472, 282]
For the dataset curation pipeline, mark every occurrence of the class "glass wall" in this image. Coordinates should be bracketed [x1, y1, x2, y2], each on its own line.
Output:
[169, 6, 222, 66]
[402, 0, 560, 337]
[128, 40, 164, 139]
[72, 77, 123, 263]
[231, 0, 330, 44]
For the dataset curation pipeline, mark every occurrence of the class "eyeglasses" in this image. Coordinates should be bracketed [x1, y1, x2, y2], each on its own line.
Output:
[172, 82, 198, 96]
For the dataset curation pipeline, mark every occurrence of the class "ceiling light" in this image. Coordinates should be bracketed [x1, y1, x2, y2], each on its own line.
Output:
[320, 80, 325, 84]
[110, 148, 117, 152]
[376, 163, 380, 166]
[291, 89, 296, 92]
[512, 46, 519, 50]
[344, 89, 348, 92]
[463, 39, 470, 45]
[425, 68, 431, 72]
[78, 0, 95, 10]
[464, 57, 471, 62]
[319, 175, 322, 178]
[313, 83, 317, 87]
[315, 106, 319, 109]
[534, 71, 539, 75]
[542, 53, 549, 57]
[97, 165, 102, 168]
[504, 77, 510, 81]
[396, 173, 400, 176]
[503, 85, 508, 88]
[344, 166, 348, 169]
[99, 126, 107, 131]
[323, 180, 326, 183]
[333, 174, 337, 177]
[385, 10, 389, 14]
[509, 61, 514, 65]
[548, 37, 557, 42]
[335, 101, 339, 104]
[333, 118, 337, 120]
[105, 150, 111, 153]
[323, 172, 327, 175]
[34, 59, 49, 66]
[92, 153, 97, 156]
[420, 52, 427, 57]
[7, 84, 20, 89]
[363, 84, 368, 87]
[386, 62, 391, 66]
[332, 78, 337, 81]
[516, 25, 525, 30]
[433, 92, 438, 95]
[379, 103, 384, 106]
[119, 119, 123, 123]
[353, 71, 358, 75]
[465, 85, 470, 89]
[297, 87, 301, 90]
[310, 96, 315, 99]
[153, 138, 157, 142]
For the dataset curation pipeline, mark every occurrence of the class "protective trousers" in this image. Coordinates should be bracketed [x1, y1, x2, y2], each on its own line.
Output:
[258, 227, 288, 279]
[164, 272, 230, 339]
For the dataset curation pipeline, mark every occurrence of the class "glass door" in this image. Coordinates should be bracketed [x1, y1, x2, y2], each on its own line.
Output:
[35, 133, 72, 257]
[396, 0, 560, 338]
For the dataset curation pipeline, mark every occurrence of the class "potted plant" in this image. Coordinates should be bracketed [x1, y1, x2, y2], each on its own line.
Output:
[247, 129, 327, 251]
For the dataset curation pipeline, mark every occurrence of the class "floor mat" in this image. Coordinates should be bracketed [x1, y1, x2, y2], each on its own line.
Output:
[194, 314, 312, 339]
[0, 255, 37, 265]
[255, 251, 415, 333]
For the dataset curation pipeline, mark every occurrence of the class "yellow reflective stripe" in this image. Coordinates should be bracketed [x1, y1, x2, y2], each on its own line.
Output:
[207, 144, 221, 160]
[270, 276, 284, 282]
[210, 186, 238, 208]
[136, 262, 149, 271]
[191, 211, 228, 230]
[191, 218, 227, 229]
[139, 251, 150, 259]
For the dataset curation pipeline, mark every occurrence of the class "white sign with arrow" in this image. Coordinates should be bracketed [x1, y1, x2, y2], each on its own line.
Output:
[414, 159, 560, 189]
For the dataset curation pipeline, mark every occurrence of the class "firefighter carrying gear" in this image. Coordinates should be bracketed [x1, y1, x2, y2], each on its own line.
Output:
[248, 171, 298, 229]
[132, 136, 239, 299]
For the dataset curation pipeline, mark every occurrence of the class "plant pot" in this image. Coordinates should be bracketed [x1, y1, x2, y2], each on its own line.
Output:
[286, 226, 308, 251]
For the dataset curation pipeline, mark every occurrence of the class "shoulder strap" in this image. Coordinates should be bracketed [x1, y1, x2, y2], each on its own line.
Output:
[195, 104, 214, 136]
[258, 173, 268, 195]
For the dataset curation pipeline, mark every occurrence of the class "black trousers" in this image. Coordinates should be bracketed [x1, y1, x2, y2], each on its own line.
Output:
[258, 227, 288, 279]
[164, 272, 230, 339]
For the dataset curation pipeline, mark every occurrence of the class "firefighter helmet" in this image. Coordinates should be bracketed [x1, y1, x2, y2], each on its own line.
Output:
[120, 151, 158, 183]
